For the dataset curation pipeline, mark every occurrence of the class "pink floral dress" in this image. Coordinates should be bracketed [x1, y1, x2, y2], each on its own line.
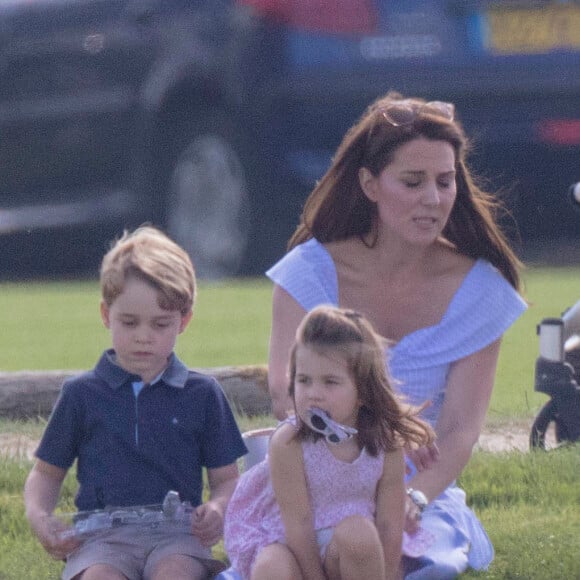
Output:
[224, 435, 383, 579]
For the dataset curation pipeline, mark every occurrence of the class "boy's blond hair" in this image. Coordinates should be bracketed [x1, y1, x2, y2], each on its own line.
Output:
[100, 226, 196, 314]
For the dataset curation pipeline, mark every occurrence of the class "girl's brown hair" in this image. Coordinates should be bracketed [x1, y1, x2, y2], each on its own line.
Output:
[289, 91, 522, 292]
[288, 305, 434, 456]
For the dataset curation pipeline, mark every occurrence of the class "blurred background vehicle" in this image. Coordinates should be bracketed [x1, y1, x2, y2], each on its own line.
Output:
[1, 0, 579, 279]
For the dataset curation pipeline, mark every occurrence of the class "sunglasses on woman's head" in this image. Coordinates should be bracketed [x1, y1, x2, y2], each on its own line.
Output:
[306, 407, 358, 445]
[379, 100, 455, 127]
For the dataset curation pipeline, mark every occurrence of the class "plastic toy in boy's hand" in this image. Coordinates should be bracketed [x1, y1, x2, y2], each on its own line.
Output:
[162, 490, 182, 519]
[306, 407, 358, 444]
[55, 490, 194, 541]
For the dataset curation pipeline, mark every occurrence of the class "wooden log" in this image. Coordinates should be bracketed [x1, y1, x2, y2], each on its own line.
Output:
[0, 366, 272, 420]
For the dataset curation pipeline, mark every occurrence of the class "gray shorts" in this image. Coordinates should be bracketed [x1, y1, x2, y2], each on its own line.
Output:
[62, 524, 225, 580]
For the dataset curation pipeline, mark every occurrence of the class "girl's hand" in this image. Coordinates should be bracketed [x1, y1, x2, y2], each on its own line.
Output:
[403, 494, 423, 535]
[405, 441, 439, 472]
[191, 501, 224, 547]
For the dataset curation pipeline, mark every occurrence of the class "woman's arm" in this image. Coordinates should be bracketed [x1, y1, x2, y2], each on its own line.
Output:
[375, 448, 406, 580]
[407, 339, 501, 506]
[269, 424, 327, 580]
[268, 284, 307, 420]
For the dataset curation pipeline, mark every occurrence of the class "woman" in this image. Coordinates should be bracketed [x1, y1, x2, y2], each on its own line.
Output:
[266, 92, 527, 578]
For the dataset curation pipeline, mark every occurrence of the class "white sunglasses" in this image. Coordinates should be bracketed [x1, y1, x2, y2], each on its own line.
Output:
[379, 100, 455, 127]
[306, 407, 358, 444]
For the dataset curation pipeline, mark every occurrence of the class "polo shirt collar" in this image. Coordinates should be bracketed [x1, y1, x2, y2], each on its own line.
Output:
[95, 349, 190, 390]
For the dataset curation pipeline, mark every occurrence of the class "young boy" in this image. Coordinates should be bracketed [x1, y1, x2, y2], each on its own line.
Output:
[24, 226, 247, 580]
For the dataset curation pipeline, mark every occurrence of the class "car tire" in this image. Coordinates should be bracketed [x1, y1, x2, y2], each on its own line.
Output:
[165, 113, 252, 279]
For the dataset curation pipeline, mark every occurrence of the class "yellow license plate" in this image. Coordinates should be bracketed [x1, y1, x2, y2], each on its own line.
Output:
[486, 5, 580, 55]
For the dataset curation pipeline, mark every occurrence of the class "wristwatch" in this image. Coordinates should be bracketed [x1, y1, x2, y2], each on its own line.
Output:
[406, 488, 428, 513]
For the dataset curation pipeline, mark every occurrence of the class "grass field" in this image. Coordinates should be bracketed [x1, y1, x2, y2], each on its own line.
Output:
[1, 437, 578, 579]
[1, 266, 579, 419]
[1, 267, 579, 578]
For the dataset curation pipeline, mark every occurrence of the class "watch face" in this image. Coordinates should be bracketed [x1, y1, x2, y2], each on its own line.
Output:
[408, 489, 428, 510]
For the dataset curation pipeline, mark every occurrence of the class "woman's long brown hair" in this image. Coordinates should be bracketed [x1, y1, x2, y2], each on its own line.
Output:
[289, 91, 523, 292]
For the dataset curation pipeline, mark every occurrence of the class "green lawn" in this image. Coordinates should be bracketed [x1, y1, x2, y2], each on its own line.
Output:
[1, 267, 579, 578]
[2, 266, 579, 420]
[460, 446, 580, 579]
[0, 278, 272, 370]
[1, 440, 578, 579]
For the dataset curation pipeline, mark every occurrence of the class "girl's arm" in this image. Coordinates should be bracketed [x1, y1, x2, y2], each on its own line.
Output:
[376, 448, 406, 580]
[268, 285, 307, 420]
[24, 459, 80, 560]
[407, 339, 501, 508]
[269, 423, 327, 580]
[192, 463, 239, 547]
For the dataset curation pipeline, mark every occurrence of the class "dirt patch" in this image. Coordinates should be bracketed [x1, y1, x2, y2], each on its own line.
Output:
[0, 433, 39, 460]
[1, 424, 538, 460]
[476, 425, 529, 453]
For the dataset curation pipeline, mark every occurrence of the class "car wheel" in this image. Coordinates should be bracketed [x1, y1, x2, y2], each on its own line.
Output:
[529, 399, 570, 450]
[165, 117, 251, 279]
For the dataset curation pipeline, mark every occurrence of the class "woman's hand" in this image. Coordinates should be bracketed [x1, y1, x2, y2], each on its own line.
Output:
[405, 441, 439, 473]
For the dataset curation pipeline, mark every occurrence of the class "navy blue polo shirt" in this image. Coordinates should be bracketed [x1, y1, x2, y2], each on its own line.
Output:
[36, 350, 247, 511]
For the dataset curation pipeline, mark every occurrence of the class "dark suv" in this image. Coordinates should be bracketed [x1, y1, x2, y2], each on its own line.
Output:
[1, 0, 579, 278]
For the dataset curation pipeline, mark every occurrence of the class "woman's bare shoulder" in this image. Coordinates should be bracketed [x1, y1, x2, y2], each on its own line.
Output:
[432, 243, 475, 279]
[324, 237, 372, 273]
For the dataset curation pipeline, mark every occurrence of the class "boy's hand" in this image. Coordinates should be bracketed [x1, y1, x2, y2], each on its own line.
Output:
[197, 462, 240, 546]
[34, 515, 81, 561]
[24, 460, 79, 560]
[191, 501, 224, 547]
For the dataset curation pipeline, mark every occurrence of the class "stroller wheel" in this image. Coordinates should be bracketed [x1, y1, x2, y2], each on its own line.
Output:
[529, 399, 571, 450]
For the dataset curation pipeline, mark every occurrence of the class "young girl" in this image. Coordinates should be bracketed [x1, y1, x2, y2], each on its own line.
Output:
[223, 305, 434, 580]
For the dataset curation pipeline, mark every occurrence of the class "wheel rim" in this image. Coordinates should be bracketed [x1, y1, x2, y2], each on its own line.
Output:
[167, 135, 250, 279]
